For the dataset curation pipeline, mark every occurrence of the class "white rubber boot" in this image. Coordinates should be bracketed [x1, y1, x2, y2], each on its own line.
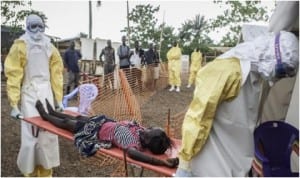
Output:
[169, 85, 175, 92]
[186, 84, 191, 88]
[176, 86, 180, 92]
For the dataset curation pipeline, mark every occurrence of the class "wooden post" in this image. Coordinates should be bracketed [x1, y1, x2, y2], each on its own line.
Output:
[88, 0, 92, 39]
[167, 108, 170, 137]
[126, 0, 131, 47]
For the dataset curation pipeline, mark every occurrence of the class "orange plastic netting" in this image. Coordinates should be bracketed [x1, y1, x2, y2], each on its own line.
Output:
[71, 62, 186, 176]
[78, 63, 169, 122]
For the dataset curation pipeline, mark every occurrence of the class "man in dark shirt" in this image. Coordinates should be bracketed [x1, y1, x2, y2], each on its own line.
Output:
[144, 43, 155, 65]
[117, 35, 133, 85]
[144, 43, 159, 90]
[117, 36, 131, 69]
[99, 39, 115, 90]
[64, 41, 82, 94]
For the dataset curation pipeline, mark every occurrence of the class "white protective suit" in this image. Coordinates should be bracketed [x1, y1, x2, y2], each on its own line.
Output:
[4, 15, 63, 175]
[176, 31, 299, 177]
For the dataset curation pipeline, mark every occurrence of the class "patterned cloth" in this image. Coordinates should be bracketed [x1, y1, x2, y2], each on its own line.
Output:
[74, 115, 115, 157]
[99, 120, 144, 150]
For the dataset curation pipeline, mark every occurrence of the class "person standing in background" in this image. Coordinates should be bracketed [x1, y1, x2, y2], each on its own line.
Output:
[4, 14, 64, 177]
[167, 41, 182, 92]
[130, 40, 144, 92]
[64, 40, 82, 94]
[187, 47, 202, 88]
[117, 35, 132, 83]
[99, 39, 116, 90]
[117, 35, 131, 69]
[153, 44, 160, 90]
[144, 42, 156, 90]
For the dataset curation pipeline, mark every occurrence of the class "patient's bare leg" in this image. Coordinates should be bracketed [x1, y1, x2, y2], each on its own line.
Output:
[45, 99, 76, 119]
[35, 100, 78, 133]
[45, 98, 89, 121]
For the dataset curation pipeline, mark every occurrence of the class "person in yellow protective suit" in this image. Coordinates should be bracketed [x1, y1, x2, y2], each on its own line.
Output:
[175, 31, 299, 177]
[187, 47, 202, 88]
[4, 14, 64, 177]
[167, 41, 182, 92]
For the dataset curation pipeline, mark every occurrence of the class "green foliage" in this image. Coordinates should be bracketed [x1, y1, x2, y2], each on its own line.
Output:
[121, 4, 160, 48]
[178, 14, 214, 55]
[160, 25, 177, 61]
[1, 1, 47, 49]
[1, 1, 47, 31]
[210, 1, 269, 46]
[121, 4, 178, 62]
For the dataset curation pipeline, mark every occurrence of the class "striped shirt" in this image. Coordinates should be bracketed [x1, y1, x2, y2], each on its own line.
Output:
[98, 121, 144, 150]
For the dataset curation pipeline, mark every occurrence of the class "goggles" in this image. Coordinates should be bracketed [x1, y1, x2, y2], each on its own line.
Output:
[27, 22, 45, 33]
[274, 33, 296, 78]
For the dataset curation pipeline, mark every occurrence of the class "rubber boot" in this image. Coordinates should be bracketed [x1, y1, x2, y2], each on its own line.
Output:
[37, 165, 53, 177]
[23, 166, 38, 177]
[169, 85, 175, 92]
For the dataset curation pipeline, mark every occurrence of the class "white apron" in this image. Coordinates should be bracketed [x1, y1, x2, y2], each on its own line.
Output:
[190, 72, 262, 176]
[17, 41, 60, 174]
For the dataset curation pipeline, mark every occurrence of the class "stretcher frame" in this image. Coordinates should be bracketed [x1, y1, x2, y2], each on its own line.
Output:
[24, 116, 181, 177]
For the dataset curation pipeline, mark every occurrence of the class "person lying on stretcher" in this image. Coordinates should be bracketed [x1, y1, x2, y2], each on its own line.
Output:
[35, 99, 179, 168]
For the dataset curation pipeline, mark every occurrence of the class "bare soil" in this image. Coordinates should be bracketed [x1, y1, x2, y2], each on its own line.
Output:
[1, 76, 194, 177]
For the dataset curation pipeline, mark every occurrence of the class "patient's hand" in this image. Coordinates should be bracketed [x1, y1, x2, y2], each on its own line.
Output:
[164, 157, 179, 168]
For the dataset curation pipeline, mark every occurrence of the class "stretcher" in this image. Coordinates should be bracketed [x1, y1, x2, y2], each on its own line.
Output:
[24, 115, 181, 177]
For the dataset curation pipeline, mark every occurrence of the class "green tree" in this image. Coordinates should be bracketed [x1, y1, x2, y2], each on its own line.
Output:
[121, 4, 160, 48]
[160, 25, 177, 61]
[210, 1, 270, 46]
[1, 1, 47, 29]
[121, 4, 178, 62]
[1, 1, 47, 49]
[178, 14, 214, 55]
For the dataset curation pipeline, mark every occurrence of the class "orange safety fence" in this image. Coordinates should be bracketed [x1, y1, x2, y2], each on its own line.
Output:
[63, 62, 188, 176]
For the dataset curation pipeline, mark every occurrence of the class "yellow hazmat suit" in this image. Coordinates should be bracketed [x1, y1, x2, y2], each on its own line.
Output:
[5, 40, 63, 108]
[5, 38, 63, 176]
[167, 45, 182, 87]
[188, 50, 202, 86]
[178, 57, 241, 168]
[176, 31, 299, 177]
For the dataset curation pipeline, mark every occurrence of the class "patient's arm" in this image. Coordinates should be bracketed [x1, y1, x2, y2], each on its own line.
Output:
[126, 147, 178, 168]
[36, 100, 78, 133]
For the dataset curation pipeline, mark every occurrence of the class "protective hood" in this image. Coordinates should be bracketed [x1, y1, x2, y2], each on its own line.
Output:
[218, 31, 299, 86]
[20, 14, 52, 58]
[25, 14, 45, 41]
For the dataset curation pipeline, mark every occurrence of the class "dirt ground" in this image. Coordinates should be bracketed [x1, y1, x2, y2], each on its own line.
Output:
[1, 75, 194, 177]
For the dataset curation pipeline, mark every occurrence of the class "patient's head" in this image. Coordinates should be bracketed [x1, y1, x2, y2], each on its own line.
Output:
[140, 127, 172, 154]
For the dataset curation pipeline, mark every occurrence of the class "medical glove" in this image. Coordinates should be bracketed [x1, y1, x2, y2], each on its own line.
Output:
[10, 106, 23, 120]
[175, 168, 193, 177]
[175, 159, 193, 177]
[55, 101, 64, 112]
